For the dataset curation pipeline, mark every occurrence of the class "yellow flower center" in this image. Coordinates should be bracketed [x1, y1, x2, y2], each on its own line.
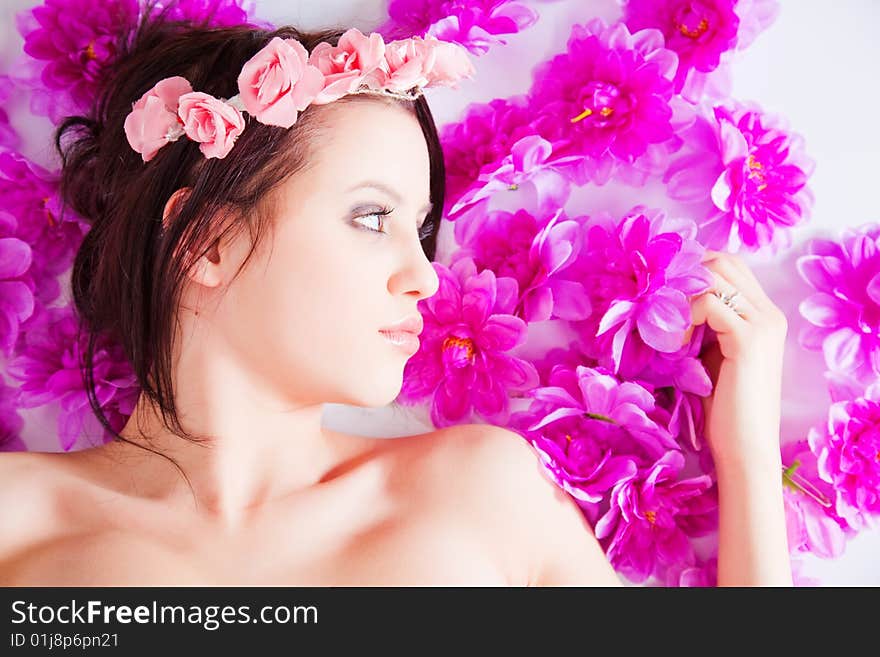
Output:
[442, 335, 475, 359]
[747, 154, 768, 191]
[570, 106, 615, 124]
[85, 41, 97, 61]
[645, 510, 657, 525]
[43, 196, 56, 228]
[678, 18, 709, 38]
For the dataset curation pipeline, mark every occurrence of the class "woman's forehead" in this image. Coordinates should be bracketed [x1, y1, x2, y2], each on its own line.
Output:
[308, 102, 430, 185]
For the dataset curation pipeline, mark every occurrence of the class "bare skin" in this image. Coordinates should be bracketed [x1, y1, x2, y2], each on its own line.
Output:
[684, 249, 793, 586]
[0, 424, 622, 586]
[0, 95, 624, 588]
[0, 75, 791, 585]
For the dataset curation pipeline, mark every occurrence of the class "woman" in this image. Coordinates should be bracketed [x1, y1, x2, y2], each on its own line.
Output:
[0, 4, 792, 586]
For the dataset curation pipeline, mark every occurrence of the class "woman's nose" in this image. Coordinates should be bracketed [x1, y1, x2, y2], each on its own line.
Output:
[388, 246, 440, 300]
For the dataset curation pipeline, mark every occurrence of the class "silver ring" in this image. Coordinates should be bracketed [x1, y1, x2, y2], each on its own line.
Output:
[713, 289, 743, 316]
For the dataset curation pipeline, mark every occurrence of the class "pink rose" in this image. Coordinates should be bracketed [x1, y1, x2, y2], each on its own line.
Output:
[363, 36, 475, 95]
[237, 36, 325, 128]
[372, 37, 438, 92]
[425, 38, 476, 88]
[309, 28, 386, 104]
[123, 76, 192, 162]
[177, 92, 245, 160]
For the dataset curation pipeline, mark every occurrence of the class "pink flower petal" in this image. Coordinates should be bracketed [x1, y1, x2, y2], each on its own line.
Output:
[822, 327, 864, 373]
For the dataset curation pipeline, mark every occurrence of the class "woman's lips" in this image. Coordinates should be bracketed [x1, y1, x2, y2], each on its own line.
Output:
[379, 314, 424, 334]
[379, 329, 420, 355]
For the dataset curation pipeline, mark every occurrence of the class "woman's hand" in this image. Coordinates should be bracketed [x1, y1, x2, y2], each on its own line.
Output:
[681, 249, 794, 585]
[682, 249, 789, 471]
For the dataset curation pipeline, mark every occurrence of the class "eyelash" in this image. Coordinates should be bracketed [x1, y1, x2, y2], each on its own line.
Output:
[354, 205, 435, 240]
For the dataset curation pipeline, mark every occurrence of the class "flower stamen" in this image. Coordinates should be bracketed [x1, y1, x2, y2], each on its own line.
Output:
[442, 335, 476, 368]
[42, 196, 56, 228]
[571, 107, 593, 123]
[678, 18, 709, 38]
[746, 154, 768, 191]
[584, 411, 617, 424]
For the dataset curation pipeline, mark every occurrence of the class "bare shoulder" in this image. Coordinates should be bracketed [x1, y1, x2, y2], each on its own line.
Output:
[401, 423, 622, 586]
[0, 450, 73, 562]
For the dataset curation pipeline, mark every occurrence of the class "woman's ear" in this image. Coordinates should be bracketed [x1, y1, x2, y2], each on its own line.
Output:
[162, 186, 226, 289]
[162, 187, 191, 231]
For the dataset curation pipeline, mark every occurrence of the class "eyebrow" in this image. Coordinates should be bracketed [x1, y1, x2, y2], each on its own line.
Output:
[347, 180, 434, 216]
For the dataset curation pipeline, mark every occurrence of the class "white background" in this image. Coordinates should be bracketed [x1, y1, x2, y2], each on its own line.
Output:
[1, 0, 878, 585]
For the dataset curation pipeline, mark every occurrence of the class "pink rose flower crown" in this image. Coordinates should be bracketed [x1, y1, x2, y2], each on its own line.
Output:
[123, 28, 476, 162]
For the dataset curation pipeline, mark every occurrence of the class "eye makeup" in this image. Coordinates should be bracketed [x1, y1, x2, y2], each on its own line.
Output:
[352, 204, 435, 240]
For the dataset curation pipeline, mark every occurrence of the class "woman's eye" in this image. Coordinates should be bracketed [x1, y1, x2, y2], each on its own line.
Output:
[352, 207, 434, 241]
[353, 208, 392, 234]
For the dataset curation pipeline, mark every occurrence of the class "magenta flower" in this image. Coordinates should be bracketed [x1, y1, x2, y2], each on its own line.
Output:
[452, 207, 591, 323]
[570, 206, 713, 373]
[14, 0, 140, 122]
[0, 109, 18, 152]
[624, 0, 739, 93]
[781, 440, 851, 559]
[0, 151, 88, 305]
[6, 304, 139, 451]
[0, 76, 21, 151]
[631, 323, 713, 451]
[379, 0, 539, 55]
[0, 376, 26, 452]
[0, 230, 35, 357]
[733, 0, 782, 48]
[520, 364, 680, 461]
[508, 363, 673, 505]
[11, 0, 262, 123]
[623, 0, 779, 102]
[531, 342, 600, 389]
[807, 381, 880, 531]
[790, 558, 821, 587]
[523, 422, 638, 505]
[439, 95, 535, 215]
[665, 100, 814, 253]
[663, 556, 717, 587]
[594, 449, 718, 583]
[797, 224, 880, 387]
[528, 17, 690, 185]
[398, 256, 539, 427]
[144, 0, 262, 28]
[448, 135, 582, 222]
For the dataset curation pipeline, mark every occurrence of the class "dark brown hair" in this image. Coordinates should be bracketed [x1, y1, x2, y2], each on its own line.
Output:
[54, 0, 446, 483]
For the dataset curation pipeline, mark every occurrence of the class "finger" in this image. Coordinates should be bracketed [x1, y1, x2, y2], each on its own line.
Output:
[691, 277, 748, 331]
[701, 251, 773, 310]
[689, 287, 753, 361]
[706, 269, 755, 321]
[681, 266, 746, 344]
[704, 249, 756, 281]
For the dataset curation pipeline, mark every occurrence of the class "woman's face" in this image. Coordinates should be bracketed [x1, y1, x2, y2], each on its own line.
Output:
[209, 98, 440, 408]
